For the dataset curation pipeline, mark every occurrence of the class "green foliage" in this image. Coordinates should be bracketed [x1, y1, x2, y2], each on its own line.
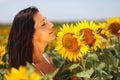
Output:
[0, 54, 8, 80]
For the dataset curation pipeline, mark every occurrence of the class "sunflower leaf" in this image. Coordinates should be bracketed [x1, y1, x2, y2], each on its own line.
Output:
[76, 68, 94, 78]
[26, 62, 34, 75]
[68, 63, 80, 70]
[87, 53, 99, 61]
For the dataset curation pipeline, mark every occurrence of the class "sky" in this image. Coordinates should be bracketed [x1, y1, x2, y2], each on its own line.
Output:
[0, 0, 120, 23]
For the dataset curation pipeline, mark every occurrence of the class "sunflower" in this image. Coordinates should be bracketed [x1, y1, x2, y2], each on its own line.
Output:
[55, 24, 88, 62]
[75, 20, 102, 51]
[4, 66, 28, 80]
[4, 66, 40, 80]
[97, 23, 110, 47]
[0, 46, 6, 65]
[106, 17, 120, 38]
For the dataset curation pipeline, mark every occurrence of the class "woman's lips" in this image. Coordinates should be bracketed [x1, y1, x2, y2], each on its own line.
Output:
[49, 31, 54, 34]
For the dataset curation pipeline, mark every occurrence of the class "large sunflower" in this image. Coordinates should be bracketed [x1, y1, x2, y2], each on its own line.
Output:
[55, 24, 88, 62]
[106, 17, 120, 38]
[75, 20, 102, 51]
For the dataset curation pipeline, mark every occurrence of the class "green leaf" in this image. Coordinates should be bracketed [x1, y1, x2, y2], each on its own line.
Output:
[76, 68, 94, 78]
[26, 62, 34, 75]
[87, 53, 99, 61]
[101, 37, 107, 43]
[97, 62, 105, 69]
[96, 68, 113, 79]
[68, 63, 80, 70]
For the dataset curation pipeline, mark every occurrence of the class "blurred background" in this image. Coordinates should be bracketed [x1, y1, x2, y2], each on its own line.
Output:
[1, 0, 120, 39]
[1, 0, 120, 33]
[0, 0, 120, 24]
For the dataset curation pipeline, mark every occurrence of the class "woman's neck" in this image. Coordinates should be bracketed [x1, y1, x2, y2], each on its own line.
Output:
[32, 41, 47, 63]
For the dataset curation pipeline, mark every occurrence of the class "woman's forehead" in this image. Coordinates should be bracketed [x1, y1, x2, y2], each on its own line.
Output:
[33, 12, 46, 29]
[33, 12, 45, 22]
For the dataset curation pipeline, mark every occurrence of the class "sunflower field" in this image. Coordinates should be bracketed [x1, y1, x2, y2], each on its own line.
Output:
[0, 17, 120, 80]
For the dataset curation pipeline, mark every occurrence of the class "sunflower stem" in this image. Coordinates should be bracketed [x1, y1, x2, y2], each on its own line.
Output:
[80, 58, 85, 71]
[84, 57, 88, 71]
[91, 74, 97, 80]
[83, 57, 88, 80]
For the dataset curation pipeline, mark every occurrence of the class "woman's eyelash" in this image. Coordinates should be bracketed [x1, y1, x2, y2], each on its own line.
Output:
[41, 23, 46, 26]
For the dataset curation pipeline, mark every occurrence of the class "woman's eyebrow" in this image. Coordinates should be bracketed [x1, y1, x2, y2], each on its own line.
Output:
[40, 17, 47, 22]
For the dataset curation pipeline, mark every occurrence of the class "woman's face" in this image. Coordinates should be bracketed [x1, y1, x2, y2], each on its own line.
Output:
[33, 12, 55, 43]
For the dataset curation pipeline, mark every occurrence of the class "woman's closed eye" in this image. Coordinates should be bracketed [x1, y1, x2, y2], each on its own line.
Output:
[41, 20, 47, 27]
[41, 23, 46, 27]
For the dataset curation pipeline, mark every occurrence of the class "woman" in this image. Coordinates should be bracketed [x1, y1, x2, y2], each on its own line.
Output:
[8, 6, 56, 75]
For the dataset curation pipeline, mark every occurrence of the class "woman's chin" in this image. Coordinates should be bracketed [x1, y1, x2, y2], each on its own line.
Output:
[49, 35, 55, 42]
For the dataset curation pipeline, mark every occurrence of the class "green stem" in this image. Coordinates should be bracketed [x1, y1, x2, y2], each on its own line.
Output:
[91, 74, 97, 80]
[79, 58, 84, 70]
[81, 57, 88, 80]
[83, 57, 88, 71]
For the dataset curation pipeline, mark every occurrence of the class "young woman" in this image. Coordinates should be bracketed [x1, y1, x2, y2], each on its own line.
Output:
[8, 6, 56, 75]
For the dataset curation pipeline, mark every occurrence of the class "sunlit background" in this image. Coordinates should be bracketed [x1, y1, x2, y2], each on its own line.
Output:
[0, 0, 120, 23]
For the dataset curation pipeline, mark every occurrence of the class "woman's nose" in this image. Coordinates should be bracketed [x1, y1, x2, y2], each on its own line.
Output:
[48, 21, 54, 28]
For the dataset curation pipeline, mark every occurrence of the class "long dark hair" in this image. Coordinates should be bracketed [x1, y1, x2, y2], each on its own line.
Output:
[8, 7, 39, 68]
